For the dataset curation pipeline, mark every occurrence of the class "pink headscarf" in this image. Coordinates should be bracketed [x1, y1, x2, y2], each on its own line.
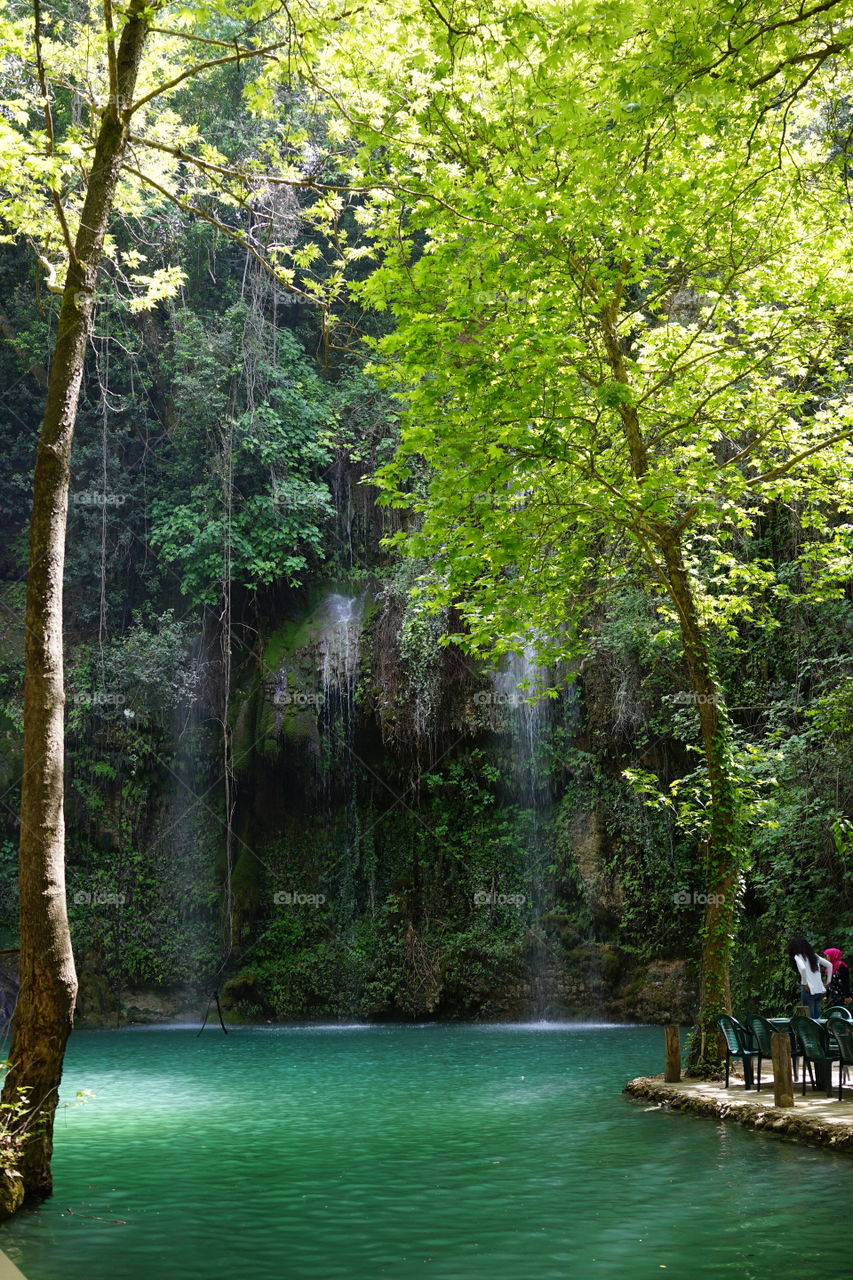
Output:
[825, 947, 844, 973]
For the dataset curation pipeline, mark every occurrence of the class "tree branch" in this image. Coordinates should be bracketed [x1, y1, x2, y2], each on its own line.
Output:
[103, 0, 119, 105]
[686, 0, 851, 83]
[128, 37, 291, 114]
[748, 38, 849, 89]
[33, 0, 75, 259]
[147, 26, 251, 50]
[127, 131, 500, 224]
[746, 424, 853, 488]
[129, 5, 364, 115]
[121, 161, 326, 309]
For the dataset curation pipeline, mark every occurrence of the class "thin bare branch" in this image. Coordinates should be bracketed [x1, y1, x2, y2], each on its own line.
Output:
[749, 37, 850, 89]
[129, 4, 364, 115]
[687, 0, 851, 82]
[746, 423, 853, 488]
[127, 131, 501, 225]
[128, 37, 290, 114]
[122, 161, 326, 309]
[33, 0, 75, 259]
[103, 0, 119, 103]
[147, 26, 251, 50]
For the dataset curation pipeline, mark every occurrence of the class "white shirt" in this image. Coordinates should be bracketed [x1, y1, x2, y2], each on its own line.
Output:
[794, 953, 833, 995]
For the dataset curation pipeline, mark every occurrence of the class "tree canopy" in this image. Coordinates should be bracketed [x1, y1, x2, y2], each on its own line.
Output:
[289, 0, 853, 1054]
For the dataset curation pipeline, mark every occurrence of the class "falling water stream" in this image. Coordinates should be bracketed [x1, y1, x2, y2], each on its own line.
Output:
[316, 593, 364, 919]
[318, 594, 363, 741]
[492, 646, 553, 1014]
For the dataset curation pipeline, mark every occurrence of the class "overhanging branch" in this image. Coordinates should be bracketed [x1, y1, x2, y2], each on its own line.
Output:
[746, 423, 853, 487]
[122, 161, 327, 310]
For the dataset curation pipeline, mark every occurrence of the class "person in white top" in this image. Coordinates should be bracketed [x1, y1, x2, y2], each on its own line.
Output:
[787, 936, 833, 1018]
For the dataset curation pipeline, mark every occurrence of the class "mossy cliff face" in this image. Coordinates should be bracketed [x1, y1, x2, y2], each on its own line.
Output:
[208, 582, 698, 1025]
[0, 575, 699, 1026]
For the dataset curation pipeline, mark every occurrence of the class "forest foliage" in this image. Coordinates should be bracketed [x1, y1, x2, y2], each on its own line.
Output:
[1, 0, 853, 1032]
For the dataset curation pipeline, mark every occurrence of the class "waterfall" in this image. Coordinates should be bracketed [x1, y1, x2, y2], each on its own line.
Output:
[318, 593, 363, 732]
[493, 644, 549, 810]
[316, 593, 364, 918]
[492, 644, 553, 1016]
[164, 638, 218, 992]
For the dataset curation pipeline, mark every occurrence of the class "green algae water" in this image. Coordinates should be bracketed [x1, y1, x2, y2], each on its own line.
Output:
[1, 1023, 849, 1280]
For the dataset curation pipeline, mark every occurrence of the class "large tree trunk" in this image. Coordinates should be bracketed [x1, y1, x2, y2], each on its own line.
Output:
[601, 303, 740, 1069]
[0, 4, 150, 1209]
[661, 535, 741, 1069]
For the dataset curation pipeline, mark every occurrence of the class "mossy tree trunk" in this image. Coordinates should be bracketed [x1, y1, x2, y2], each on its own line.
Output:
[0, 2, 150, 1209]
[603, 307, 740, 1068]
[660, 536, 739, 1069]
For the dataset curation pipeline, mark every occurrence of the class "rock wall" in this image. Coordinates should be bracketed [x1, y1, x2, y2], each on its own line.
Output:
[61, 580, 699, 1026]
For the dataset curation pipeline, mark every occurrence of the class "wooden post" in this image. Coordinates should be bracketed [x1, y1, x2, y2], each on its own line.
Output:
[796, 1005, 808, 1017]
[771, 1032, 795, 1108]
[664, 1024, 681, 1082]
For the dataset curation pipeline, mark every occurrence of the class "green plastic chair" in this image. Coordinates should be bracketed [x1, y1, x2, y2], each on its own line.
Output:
[823, 1005, 853, 1020]
[827, 1017, 853, 1101]
[748, 1016, 783, 1092]
[716, 1014, 757, 1089]
[791, 1016, 840, 1096]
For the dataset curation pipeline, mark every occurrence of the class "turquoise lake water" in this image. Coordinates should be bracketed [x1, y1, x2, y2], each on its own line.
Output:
[0, 1023, 848, 1279]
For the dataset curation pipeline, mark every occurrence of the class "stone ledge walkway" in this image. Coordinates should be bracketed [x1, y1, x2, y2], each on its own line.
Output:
[625, 1072, 853, 1154]
[0, 1250, 26, 1280]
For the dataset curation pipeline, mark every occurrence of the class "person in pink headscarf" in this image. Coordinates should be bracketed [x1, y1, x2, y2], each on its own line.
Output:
[823, 947, 851, 1007]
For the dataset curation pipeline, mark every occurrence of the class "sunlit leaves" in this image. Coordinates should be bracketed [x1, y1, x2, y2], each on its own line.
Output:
[0, 0, 346, 312]
[126, 264, 187, 311]
[289, 0, 853, 659]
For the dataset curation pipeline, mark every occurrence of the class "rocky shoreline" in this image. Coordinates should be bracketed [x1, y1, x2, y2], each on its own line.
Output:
[625, 1074, 853, 1155]
[71, 954, 696, 1027]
